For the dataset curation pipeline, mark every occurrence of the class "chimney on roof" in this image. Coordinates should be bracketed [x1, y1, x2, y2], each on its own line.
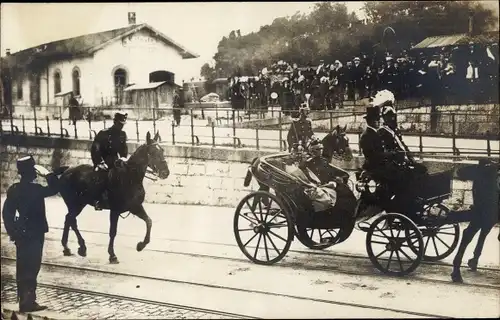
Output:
[128, 12, 136, 25]
[5, 49, 10, 56]
[468, 12, 474, 35]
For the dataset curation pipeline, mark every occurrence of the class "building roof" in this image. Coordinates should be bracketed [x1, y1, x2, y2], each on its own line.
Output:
[124, 81, 168, 91]
[412, 31, 499, 49]
[4, 23, 199, 69]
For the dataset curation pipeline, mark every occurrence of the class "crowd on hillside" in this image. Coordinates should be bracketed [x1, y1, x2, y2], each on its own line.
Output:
[227, 42, 499, 112]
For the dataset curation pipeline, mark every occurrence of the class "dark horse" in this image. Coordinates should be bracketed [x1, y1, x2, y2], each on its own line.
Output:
[57, 131, 170, 264]
[321, 124, 353, 163]
[451, 158, 499, 283]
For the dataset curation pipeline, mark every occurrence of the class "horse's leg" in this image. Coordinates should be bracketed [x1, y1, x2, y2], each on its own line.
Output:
[61, 204, 85, 256]
[130, 205, 152, 252]
[451, 221, 480, 282]
[468, 224, 494, 271]
[69, 209, 88, 257]
[108, 211, 120, 264]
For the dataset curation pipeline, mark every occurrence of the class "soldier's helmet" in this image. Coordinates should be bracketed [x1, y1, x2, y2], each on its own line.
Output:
[114, 111, 128, 124]
[17, 155, 36, 175]
[299, 103, 310, 114]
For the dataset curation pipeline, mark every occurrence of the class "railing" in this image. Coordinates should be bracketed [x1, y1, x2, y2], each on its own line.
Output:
[1, 104, 498, 159]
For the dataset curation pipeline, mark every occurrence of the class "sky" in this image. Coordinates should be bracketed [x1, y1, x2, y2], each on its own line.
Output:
[0, 2, 366, 82]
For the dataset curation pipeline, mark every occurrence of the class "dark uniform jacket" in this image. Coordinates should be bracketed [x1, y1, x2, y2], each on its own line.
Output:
[304, 156, 350, 185]
[359, 126, 385, 172]
[2, 174, 59, 240]
[378, 125, 411, 165]
[91, 128, 128, 169]
[287, 117, 314, 151]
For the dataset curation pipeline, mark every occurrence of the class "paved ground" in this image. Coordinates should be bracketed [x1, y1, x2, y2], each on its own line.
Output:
[1, 198, 499, 318]
[2, 115, 498, 156]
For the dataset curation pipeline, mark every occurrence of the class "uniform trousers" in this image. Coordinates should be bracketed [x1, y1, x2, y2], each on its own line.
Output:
[16, 235, 45, 306]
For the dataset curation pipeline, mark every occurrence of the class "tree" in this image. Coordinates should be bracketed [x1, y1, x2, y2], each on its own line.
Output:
[207, 1, 497, 76]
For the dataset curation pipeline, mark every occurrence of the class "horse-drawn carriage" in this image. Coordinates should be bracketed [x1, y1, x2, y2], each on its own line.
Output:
[233, 149, 461, 276]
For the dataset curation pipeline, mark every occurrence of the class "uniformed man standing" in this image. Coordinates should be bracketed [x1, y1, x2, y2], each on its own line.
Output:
[90, 111, 128, 210]
[2, 156, 60, 313]
[287, 105, 315, 152]
[172, 88, 183, 127]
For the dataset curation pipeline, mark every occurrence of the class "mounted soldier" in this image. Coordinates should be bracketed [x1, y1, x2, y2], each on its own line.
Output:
[2, 156, 60, 312]
[287, 104, 316, 152]
[90, 111, 128, 210]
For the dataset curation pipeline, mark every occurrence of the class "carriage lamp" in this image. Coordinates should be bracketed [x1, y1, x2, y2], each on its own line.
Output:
[366, 180, 378, 194]
[355, 180, 365, 192]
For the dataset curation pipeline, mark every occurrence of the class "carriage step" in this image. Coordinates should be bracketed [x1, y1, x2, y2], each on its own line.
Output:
[356, 221, 371, 232]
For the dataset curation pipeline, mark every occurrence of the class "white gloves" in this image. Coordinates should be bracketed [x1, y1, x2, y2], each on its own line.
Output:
[34, 165, 50, 177]
[96, 162, 108, 171]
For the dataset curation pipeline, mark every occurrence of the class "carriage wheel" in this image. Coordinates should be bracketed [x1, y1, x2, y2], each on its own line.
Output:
[420, 224, 460, 262]
[366, 213, 424, 276]
[412, 204, 460, 262]
[295, 225, 341, 250]
[233, 191, 294, 265]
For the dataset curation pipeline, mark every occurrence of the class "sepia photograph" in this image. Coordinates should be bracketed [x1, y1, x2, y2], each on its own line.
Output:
[0, 1, 499, 319]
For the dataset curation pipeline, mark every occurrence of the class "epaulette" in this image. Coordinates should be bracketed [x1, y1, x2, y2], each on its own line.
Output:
[292, 118, 300, 121]
[305, 118, 312, 122]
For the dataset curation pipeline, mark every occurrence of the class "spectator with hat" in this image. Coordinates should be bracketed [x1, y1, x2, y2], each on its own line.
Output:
[353, 57, 365, 99]
[2, 155, 60, 312]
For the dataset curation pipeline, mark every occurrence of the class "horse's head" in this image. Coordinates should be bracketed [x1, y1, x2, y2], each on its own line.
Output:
[322, 124, 353, 161]
[145, 131, 170, 180]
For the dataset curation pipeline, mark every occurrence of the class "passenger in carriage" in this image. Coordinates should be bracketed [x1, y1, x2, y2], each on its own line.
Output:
[358, 105, 386, 181]
[378, 104, 428, 176]
[300, 139, 350, 186]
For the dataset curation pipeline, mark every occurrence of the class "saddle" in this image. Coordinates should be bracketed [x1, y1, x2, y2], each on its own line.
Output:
[94, 165, 126, 207]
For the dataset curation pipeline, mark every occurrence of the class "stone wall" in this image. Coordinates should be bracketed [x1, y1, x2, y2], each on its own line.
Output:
[279, 104, 499, 137]
[0, 134, 479, 209]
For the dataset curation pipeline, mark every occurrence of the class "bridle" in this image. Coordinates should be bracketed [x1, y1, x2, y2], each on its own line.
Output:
[144, 142, 163, 181]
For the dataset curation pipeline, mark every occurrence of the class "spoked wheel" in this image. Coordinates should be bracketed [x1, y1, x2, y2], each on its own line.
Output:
[233, 191, 294, 265]
[416, 224, 460, 262]
[414, 204, 460, 262]
[366, 213, 424, 276]
[295, 225, 341, 250]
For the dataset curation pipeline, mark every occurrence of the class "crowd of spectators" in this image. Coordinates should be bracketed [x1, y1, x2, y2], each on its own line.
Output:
[227, 42, 498, 113]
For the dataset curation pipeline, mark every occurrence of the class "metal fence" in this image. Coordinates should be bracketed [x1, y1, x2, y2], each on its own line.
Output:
[1, 104, 498, 159]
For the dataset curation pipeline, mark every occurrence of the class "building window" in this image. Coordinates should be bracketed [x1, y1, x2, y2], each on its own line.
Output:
[72, 67, 80, 96]
[54, 70, 62, 94]
[17, 77, 23, 100]
[113, 68, 127, 105]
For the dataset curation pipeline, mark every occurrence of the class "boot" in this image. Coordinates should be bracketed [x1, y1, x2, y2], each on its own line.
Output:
[19, 302, 47, 313]
[19, 288, 47, 313]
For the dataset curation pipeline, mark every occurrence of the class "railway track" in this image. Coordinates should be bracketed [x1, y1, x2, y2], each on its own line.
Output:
[29, 227, 500, 290]
[1, 257, 452, 319]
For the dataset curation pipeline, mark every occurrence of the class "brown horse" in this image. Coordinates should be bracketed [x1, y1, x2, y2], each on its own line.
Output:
[57, 131, 170, 264]
[321, 124, 353, 162]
